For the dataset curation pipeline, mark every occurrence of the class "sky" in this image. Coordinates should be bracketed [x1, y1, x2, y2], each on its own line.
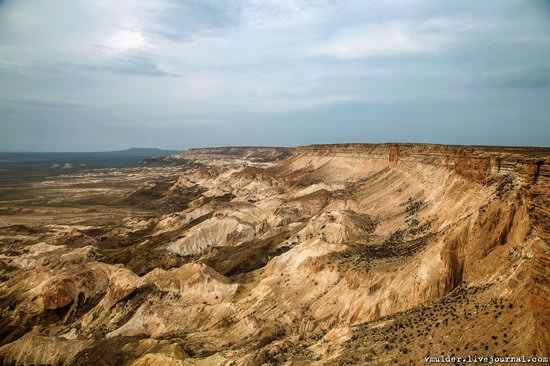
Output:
[0, 0, 549, 151]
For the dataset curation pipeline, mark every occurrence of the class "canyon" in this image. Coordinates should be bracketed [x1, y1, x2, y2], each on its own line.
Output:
[0, 143, 548, 365]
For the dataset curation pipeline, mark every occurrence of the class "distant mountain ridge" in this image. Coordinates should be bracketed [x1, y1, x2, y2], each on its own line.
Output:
[0, 147, 179, 156]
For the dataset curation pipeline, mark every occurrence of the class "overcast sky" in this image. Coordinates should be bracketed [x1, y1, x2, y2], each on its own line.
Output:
[0, 0, 549, 151]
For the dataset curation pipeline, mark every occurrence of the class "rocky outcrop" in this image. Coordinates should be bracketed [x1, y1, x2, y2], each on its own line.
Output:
[292, 143, 550, 184]
[177, 146, 291, 162]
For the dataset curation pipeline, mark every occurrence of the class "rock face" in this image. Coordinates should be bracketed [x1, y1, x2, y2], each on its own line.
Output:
[0, 143, 548, 365]
[292, 143, 549, 183]
[173, 146, 291, 163]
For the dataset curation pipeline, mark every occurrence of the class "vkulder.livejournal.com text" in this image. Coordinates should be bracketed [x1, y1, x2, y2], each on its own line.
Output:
[424, 355, 549, 364]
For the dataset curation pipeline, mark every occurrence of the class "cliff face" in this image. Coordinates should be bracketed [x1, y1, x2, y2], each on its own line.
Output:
[178, 146, 291, 162]
[291, 143, 550, 184]
[290, 143, 550, 356]
[0, 143, 548, 365]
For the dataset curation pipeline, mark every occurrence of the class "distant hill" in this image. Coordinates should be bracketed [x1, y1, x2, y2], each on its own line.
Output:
[89, 148, 180, 157]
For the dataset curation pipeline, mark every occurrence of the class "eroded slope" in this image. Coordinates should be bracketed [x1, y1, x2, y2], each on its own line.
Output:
[0, 144, 548, 365]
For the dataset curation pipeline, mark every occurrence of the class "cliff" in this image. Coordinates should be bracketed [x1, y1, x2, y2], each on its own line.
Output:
[178, 146, 291, 162]
[291, 143, 550, 185]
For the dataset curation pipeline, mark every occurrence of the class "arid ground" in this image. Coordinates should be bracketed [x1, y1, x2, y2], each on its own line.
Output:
[0, 144, 548, 365]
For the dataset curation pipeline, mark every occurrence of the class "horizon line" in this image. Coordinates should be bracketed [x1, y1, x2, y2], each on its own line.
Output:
[1, 141, 550, 154]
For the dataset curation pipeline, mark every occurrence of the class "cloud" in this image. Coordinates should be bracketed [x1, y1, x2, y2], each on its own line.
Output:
[145, 0, 242, 41]
[3, 99, 88, 110]
[311, 17, 477, 60]
[313, 22, 427, 59]
[242, 0, 335, 28]
[75, 53, 178, 77]
[486, 68, 550, 89]
[100, 30, 146, 51]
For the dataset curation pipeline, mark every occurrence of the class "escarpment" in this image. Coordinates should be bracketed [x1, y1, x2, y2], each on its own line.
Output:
[291, 143, 549, 184]
[0, 143, 548, 365]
